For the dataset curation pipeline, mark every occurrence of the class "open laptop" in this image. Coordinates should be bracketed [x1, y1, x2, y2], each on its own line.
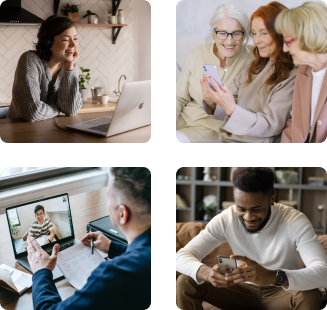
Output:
[66, 80, 151, 137]
[5, 193, 80, 280]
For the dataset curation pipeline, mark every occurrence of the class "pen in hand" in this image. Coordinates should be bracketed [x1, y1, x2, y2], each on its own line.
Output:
[89, 228, 94, 255]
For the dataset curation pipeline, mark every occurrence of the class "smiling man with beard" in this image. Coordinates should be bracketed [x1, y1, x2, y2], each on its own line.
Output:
[176, 167, 327, 310]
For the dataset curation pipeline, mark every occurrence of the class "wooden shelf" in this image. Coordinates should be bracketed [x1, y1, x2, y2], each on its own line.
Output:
[76, 23, 127, 27]
[176, 167, 327, 234]
[76, 23, 127, 44]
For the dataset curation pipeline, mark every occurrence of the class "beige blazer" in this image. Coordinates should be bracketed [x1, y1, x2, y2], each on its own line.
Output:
[281, 65, 327, 143]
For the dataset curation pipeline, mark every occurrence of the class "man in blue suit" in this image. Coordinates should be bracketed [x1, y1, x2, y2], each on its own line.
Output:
[26, 167, 151, 310]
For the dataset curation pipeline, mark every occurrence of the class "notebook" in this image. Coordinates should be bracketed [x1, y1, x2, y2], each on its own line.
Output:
[56, 243, 105, 290]
[0, 264, 32, 295]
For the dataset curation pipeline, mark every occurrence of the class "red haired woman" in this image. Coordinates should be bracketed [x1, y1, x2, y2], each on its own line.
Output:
[201, 1, 297, 143]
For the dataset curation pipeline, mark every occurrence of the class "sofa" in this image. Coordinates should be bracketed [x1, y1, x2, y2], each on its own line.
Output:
[176, 222, 327, 310]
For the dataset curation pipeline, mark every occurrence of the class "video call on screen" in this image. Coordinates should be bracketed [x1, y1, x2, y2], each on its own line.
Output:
[7, 194, 73, 255]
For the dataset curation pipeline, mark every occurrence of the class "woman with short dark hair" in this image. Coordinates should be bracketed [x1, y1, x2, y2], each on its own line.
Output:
[7, 15, 82, 122]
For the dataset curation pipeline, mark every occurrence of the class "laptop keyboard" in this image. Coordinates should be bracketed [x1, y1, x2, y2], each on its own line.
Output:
[46, 242, 74, 256]
[89, 123, 110, 132]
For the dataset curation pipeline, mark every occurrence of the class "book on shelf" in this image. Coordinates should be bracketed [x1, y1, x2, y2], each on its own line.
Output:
[176, 194, 188, 208]
[0, 264, 32, 295]
[308, 177, 325, 186]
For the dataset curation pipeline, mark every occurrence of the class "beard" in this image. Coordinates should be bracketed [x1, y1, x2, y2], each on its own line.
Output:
[237, 206, 272, 234]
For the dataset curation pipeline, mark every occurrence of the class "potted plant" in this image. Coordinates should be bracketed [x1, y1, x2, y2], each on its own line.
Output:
[83, 10, 99, 24]
[10, 220, 19, 238]
[275, 167, 299, 184]
[107, 9, 116, 24]
[197, 194, 218, 221]
[79, 67, 91, 101]
[61, 3, 81, 22]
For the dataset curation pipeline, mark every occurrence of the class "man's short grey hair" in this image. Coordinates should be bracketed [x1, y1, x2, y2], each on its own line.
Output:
[205, 4, 250, 46]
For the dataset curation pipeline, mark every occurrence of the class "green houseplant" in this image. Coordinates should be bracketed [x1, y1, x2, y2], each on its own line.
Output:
[61, 3, 81, 22]
[107, 9, 116, 24]
[83, 10, 99, 24]
[10, 220, 19, 238]
[275, 168, 299, 184]
[79, 67, 91, 101]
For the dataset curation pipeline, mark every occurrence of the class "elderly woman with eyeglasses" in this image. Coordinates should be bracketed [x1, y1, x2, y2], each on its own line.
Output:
[200, 1, 298, 143]
[176, 4, 255, 143]
[275, 2, 327, 143]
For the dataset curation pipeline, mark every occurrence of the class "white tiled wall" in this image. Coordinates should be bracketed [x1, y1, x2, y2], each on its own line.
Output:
[0, 0, 151, 104]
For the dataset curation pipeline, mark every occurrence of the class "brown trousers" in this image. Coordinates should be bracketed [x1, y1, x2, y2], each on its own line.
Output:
[176, 274, 322, 310]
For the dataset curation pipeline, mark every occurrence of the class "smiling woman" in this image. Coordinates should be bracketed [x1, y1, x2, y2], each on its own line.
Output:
[6, 15, 82, 122]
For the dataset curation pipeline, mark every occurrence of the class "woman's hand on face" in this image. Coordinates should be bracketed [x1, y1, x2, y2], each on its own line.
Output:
[72, 49, 79, 63]
[63, 48, 78, 71]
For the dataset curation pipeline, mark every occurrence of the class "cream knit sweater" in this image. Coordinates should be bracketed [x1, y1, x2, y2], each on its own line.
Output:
[176, 203, 327, 291]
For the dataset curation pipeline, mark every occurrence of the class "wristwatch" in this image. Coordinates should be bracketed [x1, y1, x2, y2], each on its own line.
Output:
[275, 269, 287, 286]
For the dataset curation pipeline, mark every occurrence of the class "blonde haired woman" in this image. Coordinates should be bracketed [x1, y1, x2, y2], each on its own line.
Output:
[275, 1, 327, 143]
[176, 4, 254, 143]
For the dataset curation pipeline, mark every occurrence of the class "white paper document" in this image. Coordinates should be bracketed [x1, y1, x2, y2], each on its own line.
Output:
[0, 264, 32, 294]
[56, 243, 105, 290]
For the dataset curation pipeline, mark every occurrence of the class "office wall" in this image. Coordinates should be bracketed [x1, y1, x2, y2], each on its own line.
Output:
[176, 0, 324, 39]
[0, 0, 151, 105]
[47, 211, 70, 240]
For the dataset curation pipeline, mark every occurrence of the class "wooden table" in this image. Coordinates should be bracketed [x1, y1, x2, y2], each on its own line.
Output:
[0, 188, 109, 310]
[79, 97, 118, 113]
[0, 112, 151, 143]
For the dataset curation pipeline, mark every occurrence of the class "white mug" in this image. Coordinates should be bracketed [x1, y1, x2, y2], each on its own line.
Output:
[97, 94, 109, 104]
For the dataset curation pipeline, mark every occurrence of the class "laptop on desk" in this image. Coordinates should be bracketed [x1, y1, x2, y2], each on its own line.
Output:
[5, 193, 80, 280]
[66, 80, 151, 137]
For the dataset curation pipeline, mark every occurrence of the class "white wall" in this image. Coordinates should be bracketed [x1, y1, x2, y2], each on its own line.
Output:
[0, 0, 151, 105]
[176, 0, 325, 39]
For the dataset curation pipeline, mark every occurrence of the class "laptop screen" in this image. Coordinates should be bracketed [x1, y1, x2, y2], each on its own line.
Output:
[6, 193, 74, 256]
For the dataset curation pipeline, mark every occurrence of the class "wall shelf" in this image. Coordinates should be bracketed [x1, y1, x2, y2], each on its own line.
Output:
[176, 167, 327, 234]
[75, 24, 127, 44]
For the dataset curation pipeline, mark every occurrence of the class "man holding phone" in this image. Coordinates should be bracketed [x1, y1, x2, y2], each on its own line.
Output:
[176, 168, 327, 310]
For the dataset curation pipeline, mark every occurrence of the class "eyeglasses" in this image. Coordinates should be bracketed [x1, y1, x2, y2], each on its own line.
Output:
[214, 29, 245, 41]
[283, 38, 295, 47]
[35, 212, 44, 217]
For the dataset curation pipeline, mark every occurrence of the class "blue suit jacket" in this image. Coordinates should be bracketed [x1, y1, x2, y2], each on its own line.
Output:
[32, 228, 151, 310]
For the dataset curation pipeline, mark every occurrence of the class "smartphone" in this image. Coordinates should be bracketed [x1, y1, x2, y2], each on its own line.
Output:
[217, 256, 237, 274]
[203, 64, 223, 91]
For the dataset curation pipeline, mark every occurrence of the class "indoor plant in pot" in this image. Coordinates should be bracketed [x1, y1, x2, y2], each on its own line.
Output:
[83, 10, 99, 24]
[197, 194, 218, 221]
[107, 10, 116, 24]
[61, 3, 81, 22]
[275, 167, 299, 184]
[79, 67, 91, 101]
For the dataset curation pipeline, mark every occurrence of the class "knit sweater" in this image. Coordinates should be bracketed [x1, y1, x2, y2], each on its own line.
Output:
[7, 51, 82, 122]
[176, 203, 327, 291]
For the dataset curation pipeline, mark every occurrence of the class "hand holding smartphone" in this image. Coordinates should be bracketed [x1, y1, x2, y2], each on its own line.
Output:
[217, 256, 237, 275]
[207, 256, 240, 288]
[203, 64, 223, 91]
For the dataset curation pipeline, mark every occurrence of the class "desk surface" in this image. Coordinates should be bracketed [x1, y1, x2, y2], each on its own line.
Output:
[0, 111, 151, 143]
[0, 188, 109, 310]
[79, 97, 118, 113]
